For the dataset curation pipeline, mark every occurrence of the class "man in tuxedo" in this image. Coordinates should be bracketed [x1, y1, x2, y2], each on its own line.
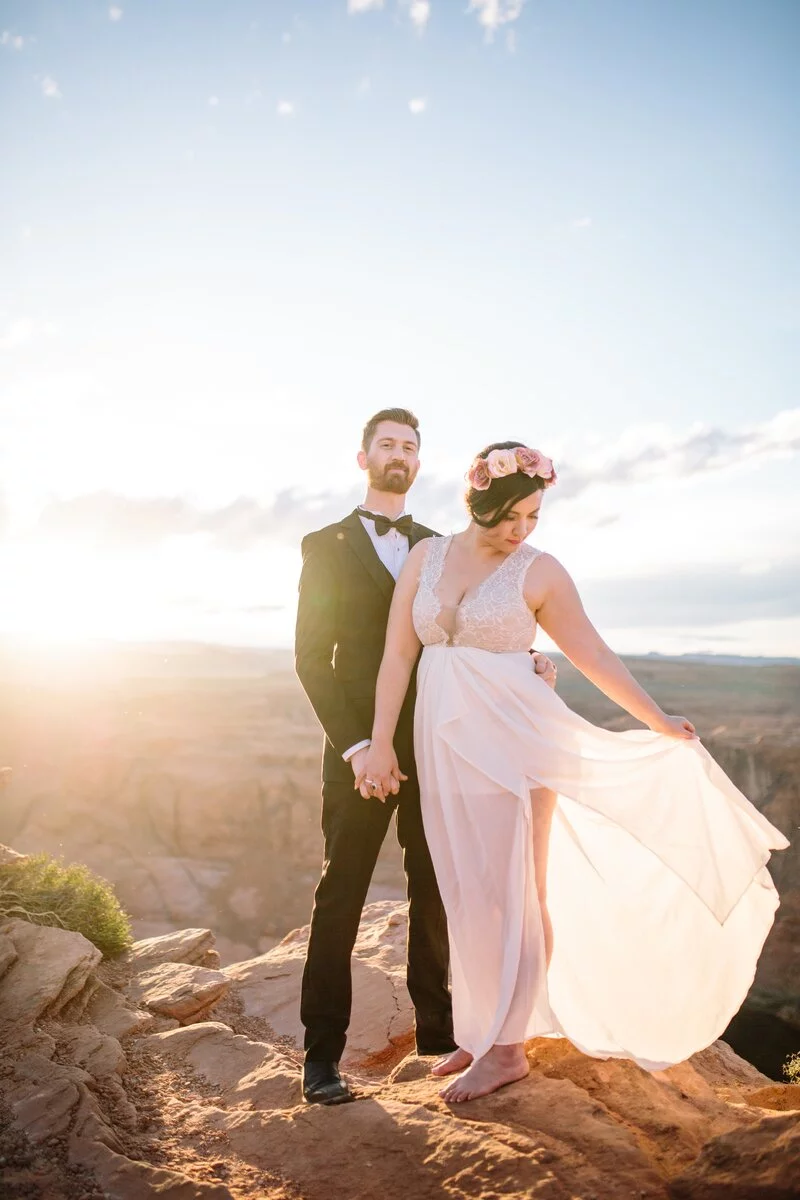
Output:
[295, 408, 555, 1105]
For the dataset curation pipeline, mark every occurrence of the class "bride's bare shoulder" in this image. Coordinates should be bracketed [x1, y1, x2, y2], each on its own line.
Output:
[527, 550, 567, 574]
[524, 551, 575, 594]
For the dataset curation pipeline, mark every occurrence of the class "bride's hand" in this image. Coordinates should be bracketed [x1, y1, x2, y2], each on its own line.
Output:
[530, 651, 558, 689]
[648, 712, 698, 740]
[356, 742, 408, 801]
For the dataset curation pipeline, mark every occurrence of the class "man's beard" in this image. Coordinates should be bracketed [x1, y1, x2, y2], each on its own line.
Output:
[367, 462, 414, 495]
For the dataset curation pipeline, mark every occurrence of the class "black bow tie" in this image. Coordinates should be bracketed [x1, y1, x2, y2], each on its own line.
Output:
[361, 511, 414, 538]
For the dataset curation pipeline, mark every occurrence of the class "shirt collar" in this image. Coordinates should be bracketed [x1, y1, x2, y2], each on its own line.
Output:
[358, 505, 407, 520]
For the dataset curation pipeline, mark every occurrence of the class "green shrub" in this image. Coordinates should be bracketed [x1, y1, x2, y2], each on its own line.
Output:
[0, 853, 133, 958]
[784, 1052, 800, 1085]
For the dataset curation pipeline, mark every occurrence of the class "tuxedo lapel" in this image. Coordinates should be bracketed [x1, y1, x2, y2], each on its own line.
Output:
[339, 510, 395, 599]
[409, 523, 435, 550]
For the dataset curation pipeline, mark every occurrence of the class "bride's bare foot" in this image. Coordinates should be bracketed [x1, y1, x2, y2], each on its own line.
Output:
[430, 1047, 473, 1077]
[439, 1044, 529, 1103]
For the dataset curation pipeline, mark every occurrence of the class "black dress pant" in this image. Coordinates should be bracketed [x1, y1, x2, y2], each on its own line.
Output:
[301, 776, 455, 1062]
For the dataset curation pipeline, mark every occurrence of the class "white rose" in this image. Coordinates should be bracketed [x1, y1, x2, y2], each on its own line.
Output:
[486, 449, 519, 479]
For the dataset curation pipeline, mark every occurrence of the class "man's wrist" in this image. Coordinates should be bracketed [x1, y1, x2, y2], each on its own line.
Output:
[343, 739, 371, 762]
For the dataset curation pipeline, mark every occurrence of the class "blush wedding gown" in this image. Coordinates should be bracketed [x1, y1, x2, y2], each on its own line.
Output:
[411, 535, 788, 1070]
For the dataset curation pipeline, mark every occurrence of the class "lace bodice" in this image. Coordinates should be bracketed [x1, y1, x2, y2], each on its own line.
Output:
[413, 535, 540, 652]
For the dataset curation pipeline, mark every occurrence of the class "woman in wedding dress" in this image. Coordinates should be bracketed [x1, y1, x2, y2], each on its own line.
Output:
[358, 441, 788, 1102]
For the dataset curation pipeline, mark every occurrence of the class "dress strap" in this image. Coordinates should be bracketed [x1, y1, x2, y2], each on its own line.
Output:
[419, 534, 451, 591]
[508, 544, 542, 595]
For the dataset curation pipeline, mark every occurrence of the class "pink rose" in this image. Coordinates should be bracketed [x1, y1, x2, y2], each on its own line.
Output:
[515, 446, 545, 477]
[544, 466, 557, 488]
[467, 458, 492, 490]
[535, 455, 555, 481]
[486, 448, 518, 478]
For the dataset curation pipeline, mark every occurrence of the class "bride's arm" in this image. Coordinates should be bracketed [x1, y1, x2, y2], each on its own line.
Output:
[357, 541, 428, 799]
[528, 555, 696, 739]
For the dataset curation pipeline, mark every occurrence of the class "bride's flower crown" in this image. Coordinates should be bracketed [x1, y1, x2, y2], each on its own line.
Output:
[466, 446, 557, 491]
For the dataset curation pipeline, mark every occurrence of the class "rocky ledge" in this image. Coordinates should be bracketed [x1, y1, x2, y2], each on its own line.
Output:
[1, 899, 799, 1199]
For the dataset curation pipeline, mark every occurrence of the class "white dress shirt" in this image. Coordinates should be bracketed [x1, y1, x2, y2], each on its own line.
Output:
[342, 508, 411, 763]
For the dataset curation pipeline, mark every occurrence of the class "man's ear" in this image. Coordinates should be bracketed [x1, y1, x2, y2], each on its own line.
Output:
[357, 449, 368, 471]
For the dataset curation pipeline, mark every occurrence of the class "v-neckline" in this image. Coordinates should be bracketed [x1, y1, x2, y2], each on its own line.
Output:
[434, 534, 521, 612]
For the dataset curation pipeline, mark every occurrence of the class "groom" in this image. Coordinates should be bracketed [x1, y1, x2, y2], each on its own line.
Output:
[295, 408, 554, 1105]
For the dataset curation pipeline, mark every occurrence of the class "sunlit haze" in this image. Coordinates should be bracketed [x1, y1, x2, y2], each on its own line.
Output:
[1, 1, 798, 657]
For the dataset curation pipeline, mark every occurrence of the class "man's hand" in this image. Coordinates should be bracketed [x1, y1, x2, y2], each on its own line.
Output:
[531, 651, 558, 689]
[349, 746, 372, 785]
[354, 741, 407, 803]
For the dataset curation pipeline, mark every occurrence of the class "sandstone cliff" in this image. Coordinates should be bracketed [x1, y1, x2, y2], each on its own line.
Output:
[2, 898, 799, 1199]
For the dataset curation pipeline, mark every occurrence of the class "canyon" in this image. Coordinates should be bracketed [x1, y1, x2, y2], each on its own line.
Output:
[1, 641, 797, 1076]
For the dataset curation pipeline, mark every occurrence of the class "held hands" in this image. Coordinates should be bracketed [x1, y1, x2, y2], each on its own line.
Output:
[354, 742, 408, 803]
[647, 712, 698, 740]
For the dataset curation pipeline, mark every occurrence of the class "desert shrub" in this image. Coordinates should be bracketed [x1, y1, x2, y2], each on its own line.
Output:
[784, 1051, 800, 1084]
[0, 853, 132, 957]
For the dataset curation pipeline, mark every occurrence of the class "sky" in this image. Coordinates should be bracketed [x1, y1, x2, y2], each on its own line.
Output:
[1, 0, 798, 657]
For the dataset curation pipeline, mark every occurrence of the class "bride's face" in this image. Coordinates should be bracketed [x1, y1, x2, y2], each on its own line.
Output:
[479, 493, 543, 553]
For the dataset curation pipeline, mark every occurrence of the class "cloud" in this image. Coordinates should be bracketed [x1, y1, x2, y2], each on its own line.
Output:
[584, 558, 800, 629]
[356, 76, 371, 96]
[208, 95, 219, 106]
[1, 30, 25, 50]
[468, 0, 525, 39]
[0, 318, 35, 350]
[31, 489, 361, 551]
[28, 482, 459, 553]
[40, 76, 61, 100]
[409, 97, 427, 115]
[277, 100, 295, 117]
[0, 317, 58, 350]
[348, 0, 384, 12]
[553, 408, 800, 500]
[108, 5, 123, 20]
[571, 217, 592, 229]
[21, 411, 800, 554]
[406, 0, 431, 32]
[34, 493, 199, 548]
[506, 29, 517, 53]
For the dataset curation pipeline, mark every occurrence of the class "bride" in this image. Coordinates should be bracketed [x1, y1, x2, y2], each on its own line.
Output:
[358, 440, 788, 1103]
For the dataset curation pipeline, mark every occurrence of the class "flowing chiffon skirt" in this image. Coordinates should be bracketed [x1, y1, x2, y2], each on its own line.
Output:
[414, 646, 789, 1070]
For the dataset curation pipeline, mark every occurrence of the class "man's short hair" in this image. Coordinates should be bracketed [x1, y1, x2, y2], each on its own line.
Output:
[361, 408, 421, 452]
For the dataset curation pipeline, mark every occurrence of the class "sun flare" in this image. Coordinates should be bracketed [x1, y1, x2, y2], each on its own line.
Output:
[0, 542, 161, 645]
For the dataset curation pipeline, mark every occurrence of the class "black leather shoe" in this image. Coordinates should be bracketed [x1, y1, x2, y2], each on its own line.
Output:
[302, 1060, 355, 1106]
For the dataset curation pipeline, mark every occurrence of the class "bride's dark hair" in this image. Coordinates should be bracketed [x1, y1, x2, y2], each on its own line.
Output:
[466, 440, 546, 529]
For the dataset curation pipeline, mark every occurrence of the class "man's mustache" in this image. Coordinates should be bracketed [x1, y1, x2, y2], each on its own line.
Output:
[384, 463, 409, 474]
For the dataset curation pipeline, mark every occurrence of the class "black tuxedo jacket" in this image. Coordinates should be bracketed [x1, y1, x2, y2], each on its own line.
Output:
[295, 509, 438, 784]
